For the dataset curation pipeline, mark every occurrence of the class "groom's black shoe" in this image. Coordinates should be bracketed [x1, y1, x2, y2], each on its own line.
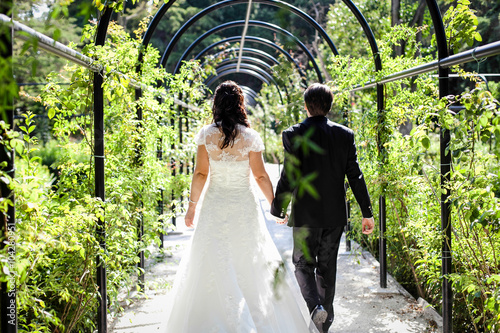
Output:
[311, 305, 328, 332]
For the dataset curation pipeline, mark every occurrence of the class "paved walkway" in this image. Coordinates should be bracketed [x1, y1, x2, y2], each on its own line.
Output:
[109, 164, 441, 332]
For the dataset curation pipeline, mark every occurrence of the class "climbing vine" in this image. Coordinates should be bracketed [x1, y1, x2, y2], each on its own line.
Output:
[322, 2, 499, 331]
[1, 13, 209, 332]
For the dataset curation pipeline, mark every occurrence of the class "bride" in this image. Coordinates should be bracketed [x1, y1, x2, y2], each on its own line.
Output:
[164, 81, 318, 332]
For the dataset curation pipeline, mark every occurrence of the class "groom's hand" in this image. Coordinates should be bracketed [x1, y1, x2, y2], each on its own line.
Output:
[362, 217, 375, 234]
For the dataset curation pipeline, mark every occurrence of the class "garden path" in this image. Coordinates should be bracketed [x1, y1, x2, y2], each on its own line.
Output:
[109, 164, 441, 333]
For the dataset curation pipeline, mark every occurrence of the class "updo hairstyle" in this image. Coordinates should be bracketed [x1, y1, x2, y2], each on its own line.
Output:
[212, 80, 250, 149]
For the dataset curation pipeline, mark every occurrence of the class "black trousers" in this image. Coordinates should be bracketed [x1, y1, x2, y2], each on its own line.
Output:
[292, 226, 344, 332]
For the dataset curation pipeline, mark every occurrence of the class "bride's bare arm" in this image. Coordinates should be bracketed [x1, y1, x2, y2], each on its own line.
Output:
[249, 151, 274, 205]
[185, 145, 209, 227]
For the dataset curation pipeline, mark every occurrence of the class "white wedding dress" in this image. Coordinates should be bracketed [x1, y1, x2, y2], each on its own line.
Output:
[164, 124, 317, 333]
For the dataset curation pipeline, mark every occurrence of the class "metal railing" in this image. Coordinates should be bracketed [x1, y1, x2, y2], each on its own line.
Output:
[350, 40, 500, 92]
[348, 33, 500, 333]
[0, 14, 203, 113]
[0, 11, 201, 333]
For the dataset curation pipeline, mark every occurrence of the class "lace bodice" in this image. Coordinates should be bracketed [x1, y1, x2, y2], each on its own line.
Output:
[195, 123, 264, 162]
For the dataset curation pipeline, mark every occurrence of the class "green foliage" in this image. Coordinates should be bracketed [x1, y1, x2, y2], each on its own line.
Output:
[441, 0, 482, 53]
[326, 0, 391, 58]
[326, 1, 500, 330]
[248, 55, 308, 163]
[1, 11, 209, 330]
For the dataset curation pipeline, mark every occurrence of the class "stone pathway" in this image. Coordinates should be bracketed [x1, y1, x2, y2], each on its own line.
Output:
[109, 164, 441, 332]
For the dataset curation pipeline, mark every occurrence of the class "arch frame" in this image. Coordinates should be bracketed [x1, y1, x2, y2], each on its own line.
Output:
[172, 20, 322, 81]
[194, 36, 307, 79]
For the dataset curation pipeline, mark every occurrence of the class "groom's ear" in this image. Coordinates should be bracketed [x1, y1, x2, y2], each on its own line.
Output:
[304, 104, 311, 117]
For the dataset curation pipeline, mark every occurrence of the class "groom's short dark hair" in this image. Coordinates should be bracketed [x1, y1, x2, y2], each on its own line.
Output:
[304, 83, 333, 116]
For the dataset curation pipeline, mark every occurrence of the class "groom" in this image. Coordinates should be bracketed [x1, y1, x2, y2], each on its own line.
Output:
[271, 83, 375, 332]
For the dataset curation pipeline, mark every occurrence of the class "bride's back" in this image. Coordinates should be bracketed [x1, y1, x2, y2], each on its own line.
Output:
[195, 123, 264, 188]
[196, 123, 263, 163]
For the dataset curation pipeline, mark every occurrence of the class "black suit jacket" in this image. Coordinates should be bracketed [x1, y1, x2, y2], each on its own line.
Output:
[271, 116, 373, 228]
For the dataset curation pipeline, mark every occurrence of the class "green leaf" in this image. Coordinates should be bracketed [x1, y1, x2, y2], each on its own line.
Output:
[421, 136, 430, 149]
[53, 28, 61, 41]
[79, 247, 85, 259]
[48, 108, 56, 119]
[479, 115, 488, 127]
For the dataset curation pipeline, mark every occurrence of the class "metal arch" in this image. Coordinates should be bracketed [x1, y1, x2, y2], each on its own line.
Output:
[240, 85, 259, 100]
[207, 63, 287, 104]
[341, 0, 382, 72]
[240, 85, 261, 107]
[338, 0, 387, 289]
[423, 0, 451, 332]
[208, 63, 275, 86]
[340, 0, 383, 116]
[194, 36, 306, 79]
[171, 20, 322, 81]
[217, 56, 274, 73]
[208, 47, 280, 66]
[213, 57, 291, 96]
[206, 68, 284, 105]
[136, 0, 177, 72]
[206, 68, 269, 86]
[159, 0, 339, 79]
[94, 6, 113, 333]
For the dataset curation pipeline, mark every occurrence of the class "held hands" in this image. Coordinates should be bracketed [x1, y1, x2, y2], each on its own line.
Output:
[276, 214, 289, 225]
[362, 217, 375, 234]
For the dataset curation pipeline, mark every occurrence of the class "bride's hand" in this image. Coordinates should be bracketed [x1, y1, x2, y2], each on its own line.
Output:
[276, 214, 288, 225]
[185, 207, 196, 228]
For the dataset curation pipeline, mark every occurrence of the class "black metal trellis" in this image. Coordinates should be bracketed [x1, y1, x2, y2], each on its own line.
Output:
[94, 7, 113, 332]
[213, 54, 279, 79]
[339, 0, 387, 289]
[194, 36, 307, 78]
[213, 48, 281, 66]
[173, 20, 323, 81]
[205, 63, 288, 101]
[424, 0, 452, 329]
[158, 0, 339, 74]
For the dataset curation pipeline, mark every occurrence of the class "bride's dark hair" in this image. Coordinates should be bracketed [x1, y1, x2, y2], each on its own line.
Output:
[212, 80, 250, 149]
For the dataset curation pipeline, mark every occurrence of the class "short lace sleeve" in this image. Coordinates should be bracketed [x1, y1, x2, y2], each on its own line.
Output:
[248, 129, 265, 152]
[194, 126, 206, 146]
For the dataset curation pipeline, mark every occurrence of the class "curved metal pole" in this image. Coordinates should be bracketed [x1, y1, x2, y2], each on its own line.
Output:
[208, 63, 275, 86]
[94, 6, 113, 333]
[424, 0, 451, 331]
[136, 0, 177, 72]
[240, 85, 260, 100]
[339, 0, 387, 289]
[205, 68, 270, 86]
[171, 20, 322, 81]
[214, 58, 290, 97]
[217, 56, 274, 73]
[205, 68, 284, 105]
[161, 0, 339, 78]
[208, 47, 280, 66]
[194, 36, 306, 79]
[240, 85, 261, 107]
